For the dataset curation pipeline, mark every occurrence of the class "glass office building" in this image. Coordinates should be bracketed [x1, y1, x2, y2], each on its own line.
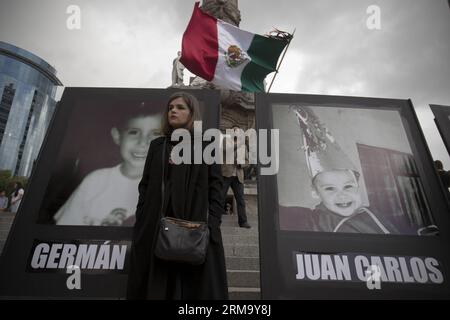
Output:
[0, 41, 62, 177]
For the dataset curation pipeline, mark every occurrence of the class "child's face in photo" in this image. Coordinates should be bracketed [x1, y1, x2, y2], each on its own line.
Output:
[313, 170, 362, 217]
[114, 115, 161, 170]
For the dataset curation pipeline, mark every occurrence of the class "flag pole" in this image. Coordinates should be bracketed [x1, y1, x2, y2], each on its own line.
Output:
[267, 28, 295, 93]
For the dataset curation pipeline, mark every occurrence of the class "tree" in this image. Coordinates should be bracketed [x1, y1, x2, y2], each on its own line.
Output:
[0, 170, 28, 196]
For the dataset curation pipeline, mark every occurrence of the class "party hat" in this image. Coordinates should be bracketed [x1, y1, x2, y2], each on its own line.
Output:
[290, 105, 358, 179]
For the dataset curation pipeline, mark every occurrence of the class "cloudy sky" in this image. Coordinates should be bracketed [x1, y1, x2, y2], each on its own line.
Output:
[1, 0, 449, 166]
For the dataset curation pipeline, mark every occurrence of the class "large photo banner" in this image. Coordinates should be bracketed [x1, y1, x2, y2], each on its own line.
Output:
[41, 95, 164, 227]
[0, 88, 221, 298]
[256, 93, 450, 299]
[430, 104, 450, 157]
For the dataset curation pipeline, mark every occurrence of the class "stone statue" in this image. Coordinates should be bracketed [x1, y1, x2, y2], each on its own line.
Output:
[201, 0, 241, 26]
[172, 51, 185, 86]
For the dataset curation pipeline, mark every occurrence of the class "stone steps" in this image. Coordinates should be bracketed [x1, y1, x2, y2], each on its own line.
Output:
[228, 287, 261, 300]
[0, 212, 15, 220]
[224, 244, 259, 258]
[222, 234, 259, 245]
[0, 225, 12, 232]
[221, 212, 258, 220]
[0, 214, 15, 219]
[221, 215, 258, 222]
[0, 231, 10, 241]
[0, 240, 5, 255]
[220, 225, 259, 236]
[220, 215, 258, 227]
[227, 270, 260, 288]
[225, 256, 259, 271]
[0, 221, 11, 229]
[0, 212, 15, 256]
[221, 190, 261, 300]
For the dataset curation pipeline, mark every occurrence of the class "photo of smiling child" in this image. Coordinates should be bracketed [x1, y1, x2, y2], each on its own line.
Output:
[277, 105, 434, 235]
[54, 103, 162, 226]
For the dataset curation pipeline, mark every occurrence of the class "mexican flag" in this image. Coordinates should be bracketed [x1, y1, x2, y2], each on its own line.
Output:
[180, 2, 289, 92]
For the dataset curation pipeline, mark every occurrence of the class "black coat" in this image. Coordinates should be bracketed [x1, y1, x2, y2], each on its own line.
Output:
[127, 137, 228, 300]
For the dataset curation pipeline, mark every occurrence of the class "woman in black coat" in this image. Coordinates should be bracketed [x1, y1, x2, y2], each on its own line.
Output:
[127, 92, 228, 299]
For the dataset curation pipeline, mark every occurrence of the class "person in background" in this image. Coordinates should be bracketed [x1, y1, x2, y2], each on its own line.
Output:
[0, 190, 8, 212]
[221, 126, 251, 228]
[10, 182, 24, 213]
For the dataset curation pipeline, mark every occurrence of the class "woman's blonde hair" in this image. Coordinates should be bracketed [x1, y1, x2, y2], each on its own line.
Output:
[161, 92, 202, 136]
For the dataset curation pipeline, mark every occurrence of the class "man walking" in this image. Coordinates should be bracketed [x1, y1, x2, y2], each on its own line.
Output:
[222, 126, 250, 228]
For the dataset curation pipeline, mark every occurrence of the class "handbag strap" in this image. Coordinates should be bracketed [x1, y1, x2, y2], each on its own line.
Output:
[160, 138, 167, 219]
[159, 137, 209, 224]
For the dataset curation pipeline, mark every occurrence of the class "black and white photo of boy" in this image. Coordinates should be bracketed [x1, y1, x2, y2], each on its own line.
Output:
[276, 104, 436, 235]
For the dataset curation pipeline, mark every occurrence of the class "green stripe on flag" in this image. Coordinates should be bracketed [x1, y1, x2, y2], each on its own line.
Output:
[241, 34, 287, 92]
[241, 62, 266, 92]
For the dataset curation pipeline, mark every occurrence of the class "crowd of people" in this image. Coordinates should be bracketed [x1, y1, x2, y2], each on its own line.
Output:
[0, 182, 25, 214]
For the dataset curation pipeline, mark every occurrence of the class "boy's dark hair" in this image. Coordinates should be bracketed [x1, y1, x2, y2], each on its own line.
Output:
[113, 102, 163, 132]
[311, 169, 361, 188]
[161, 92, 202, 136]
[435, 160, 444, 170]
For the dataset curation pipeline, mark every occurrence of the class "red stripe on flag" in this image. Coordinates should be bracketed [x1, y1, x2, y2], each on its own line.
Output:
[180, 2, 218, 81]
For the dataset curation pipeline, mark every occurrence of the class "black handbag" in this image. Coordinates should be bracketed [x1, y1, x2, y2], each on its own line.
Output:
[154, 139, 210, 265]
